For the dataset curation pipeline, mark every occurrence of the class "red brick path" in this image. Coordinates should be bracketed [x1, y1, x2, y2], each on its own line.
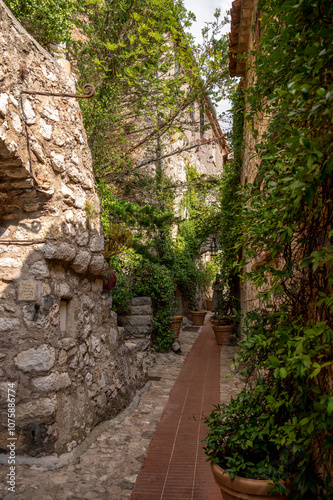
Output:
[131, 321, 222, 500]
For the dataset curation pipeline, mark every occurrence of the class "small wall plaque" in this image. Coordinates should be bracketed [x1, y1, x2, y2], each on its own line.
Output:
[18, 282, 37, 301]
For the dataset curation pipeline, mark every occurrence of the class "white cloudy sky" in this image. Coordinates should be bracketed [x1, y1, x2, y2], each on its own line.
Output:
[183, 0, 231, 41]
[182, 0, 232, 130]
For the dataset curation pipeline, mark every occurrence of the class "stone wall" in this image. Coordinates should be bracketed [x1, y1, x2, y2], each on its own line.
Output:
[160, 98, 229, 223]
[229, 0, 267, 316]
[0, 1, 146, 457]
[118, 297, 153, 339]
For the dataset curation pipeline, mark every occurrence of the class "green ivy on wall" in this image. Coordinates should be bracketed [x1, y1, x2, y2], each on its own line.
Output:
[205, 0, 333, 497]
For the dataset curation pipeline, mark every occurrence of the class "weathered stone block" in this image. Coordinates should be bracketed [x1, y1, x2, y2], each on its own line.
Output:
[128, 305, 153, 316]
[131, 297, 152, 307]
[17, 396, 57, 421]
[71, 151, 79, 164]
[58, 349, 67, 365]
[55, 243, 77, 261]
[22, 98, 36, 124]
[61, 183, 75, 205]
[43, 106, 60, 122]
[91, 335, 101, 353]
[43, 242, 56, 259]
[0, 257, 21, 267]
[60, 337, 76, 349]
[30, 139, 45, 163]
[14, 345, 56, 372]
[89, 255, 105, 275]
[11, 111, 22, 133]
[72, 250, 91, 274]
[40, 118, 52, 140]
[74, 128, 85, 144]
[82, 176, 93, 190]
[0, 317, 20, 331]
[74, 187, 86, 209]
[57, 283, 72, 299]
[44, 243, 76, 262]
[51, 152, 65, 172]
[32, 372, 71, 391]
[29, 260, 49, 278]
[68, 165, 82, 183]
[109, 327, 119, 343]
[0, 267, 21, 280]
[0, 93, 8, 117]
[90, 235, 104, 252]
[118, 315, 152, 326]
[76, 231, 89, 246]
[124, 325, 151, 336]
[85, 372, 93, 386]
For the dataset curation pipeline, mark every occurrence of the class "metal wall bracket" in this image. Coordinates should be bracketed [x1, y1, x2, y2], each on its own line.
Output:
[20, 83, 95, 99]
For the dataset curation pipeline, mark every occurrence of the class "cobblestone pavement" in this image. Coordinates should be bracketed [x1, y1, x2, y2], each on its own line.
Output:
[0, 326, 241, 500]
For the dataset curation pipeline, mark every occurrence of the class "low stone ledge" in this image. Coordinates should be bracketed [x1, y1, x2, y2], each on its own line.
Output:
[123, 325, 151, 337]
[131, 297, 152, 307]
[128, 305, 153, 316]
[118, 315, 152, 327]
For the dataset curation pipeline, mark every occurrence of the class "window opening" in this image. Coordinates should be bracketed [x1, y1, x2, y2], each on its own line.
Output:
[60, 299, 67, 332]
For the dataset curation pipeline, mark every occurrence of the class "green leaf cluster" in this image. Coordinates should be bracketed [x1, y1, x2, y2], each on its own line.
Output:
[205, 0, 333, 497]
[5, 0, 82, 45]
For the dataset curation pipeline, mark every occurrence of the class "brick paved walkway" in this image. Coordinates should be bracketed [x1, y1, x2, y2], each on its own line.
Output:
[131, 321, 221, 500]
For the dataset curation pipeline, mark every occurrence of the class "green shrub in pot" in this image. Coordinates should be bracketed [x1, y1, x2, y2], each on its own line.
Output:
[204, 308, 333, 499]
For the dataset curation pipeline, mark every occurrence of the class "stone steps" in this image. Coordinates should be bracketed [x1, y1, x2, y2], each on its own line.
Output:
[128, 305, 153, 315]
[131, 297, 152, 306]
[117, 296, 153, 339]
[118, 315, 152, 326]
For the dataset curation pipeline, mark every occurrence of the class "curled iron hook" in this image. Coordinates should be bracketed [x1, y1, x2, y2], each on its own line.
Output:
[20, 83, 96, 99]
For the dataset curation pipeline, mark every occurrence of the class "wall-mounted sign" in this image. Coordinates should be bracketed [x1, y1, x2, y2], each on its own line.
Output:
[18, 282, 38, 301]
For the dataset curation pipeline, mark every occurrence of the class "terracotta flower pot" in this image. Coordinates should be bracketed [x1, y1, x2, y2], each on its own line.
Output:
[170, 316, 183, 339]
[212, 324, 233, 345]
[205, 297, 213, 311]
[211, 462, 291, 500]
[190, 310, 206, 326]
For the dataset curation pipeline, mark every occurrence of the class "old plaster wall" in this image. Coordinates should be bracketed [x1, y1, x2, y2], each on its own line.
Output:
[0, 0, 146, 457]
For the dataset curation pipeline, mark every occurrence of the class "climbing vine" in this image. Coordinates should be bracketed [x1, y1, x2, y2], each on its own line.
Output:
[5, 0, 232, 348]
[206, 0, 333, 496]
[215, 89, 244, 315]
[5, 0, 81, 45]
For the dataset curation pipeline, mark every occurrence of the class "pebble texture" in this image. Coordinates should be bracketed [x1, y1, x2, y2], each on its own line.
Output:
[0, 1, 145, 456]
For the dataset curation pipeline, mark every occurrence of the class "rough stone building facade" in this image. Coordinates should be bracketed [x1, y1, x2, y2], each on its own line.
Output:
[229, 0, 267, 315]
[163, 97, 229, 222]
[0, 0, 145, 457]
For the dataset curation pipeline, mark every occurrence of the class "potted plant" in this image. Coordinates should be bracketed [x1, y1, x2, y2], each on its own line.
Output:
[169, 296, 183, 339]
[204, 308, 333, 499]
[205, 296, 213, 311]
[189, 291, 207, 326]
[204, 391, 294, 499]
[210, 277, 234, 345]
[189, 308, 207, 326]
